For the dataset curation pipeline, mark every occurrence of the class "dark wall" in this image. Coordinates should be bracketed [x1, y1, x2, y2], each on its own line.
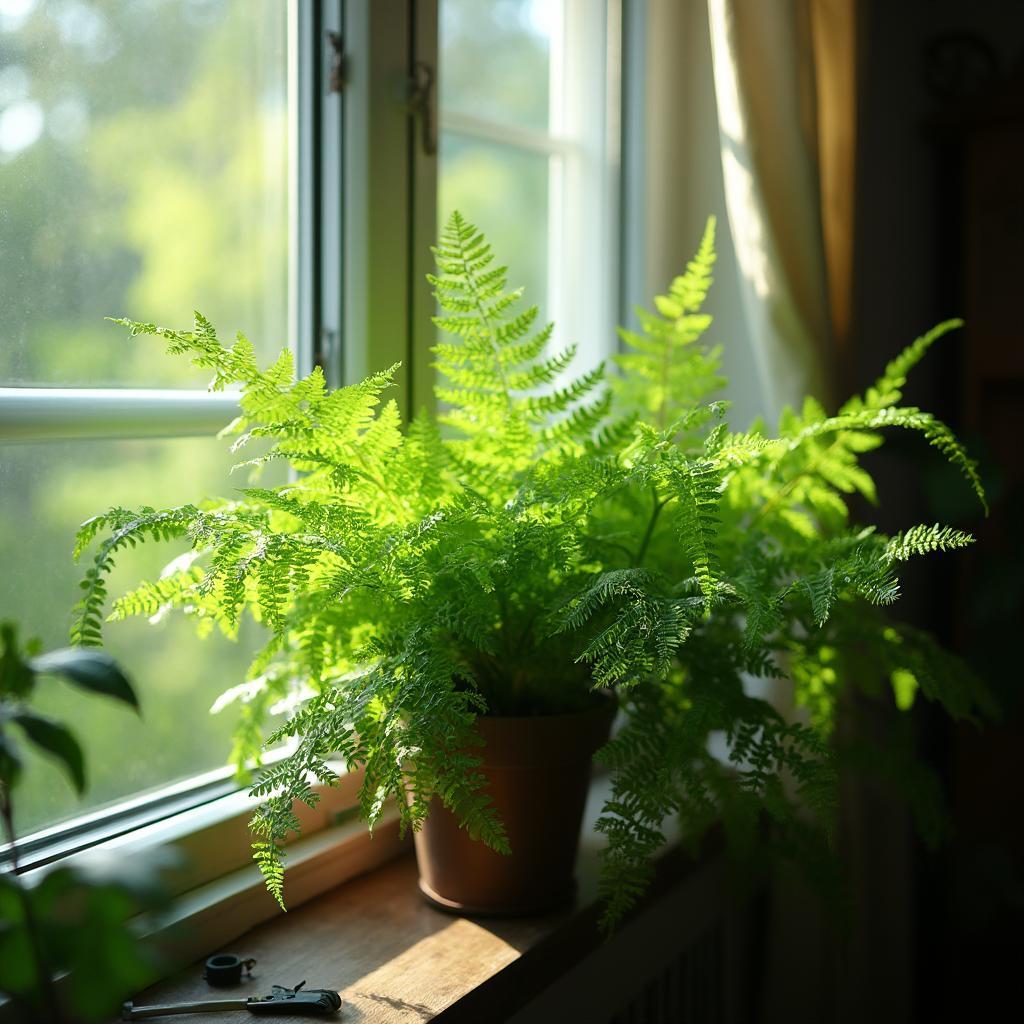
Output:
[852, 1, 1024, 1018]
[854, 1, 1024, 381]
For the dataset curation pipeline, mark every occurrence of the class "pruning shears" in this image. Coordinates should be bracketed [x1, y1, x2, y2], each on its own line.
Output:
[122, 981, 342, 1019]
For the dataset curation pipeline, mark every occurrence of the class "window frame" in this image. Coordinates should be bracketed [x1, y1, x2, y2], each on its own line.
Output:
[0, 0, 635, 950]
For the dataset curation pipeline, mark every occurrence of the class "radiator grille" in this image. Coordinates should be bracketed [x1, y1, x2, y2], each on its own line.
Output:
[607, 925, 726, 1024]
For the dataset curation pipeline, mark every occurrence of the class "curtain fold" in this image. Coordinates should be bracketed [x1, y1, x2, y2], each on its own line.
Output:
[707, 0, 858, 414]
[810, 0, 859, 363]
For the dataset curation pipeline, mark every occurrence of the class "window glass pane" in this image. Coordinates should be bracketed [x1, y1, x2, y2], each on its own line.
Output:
[439, 0, 552, 133]
[0, 436, 279, 836]
[0, 0, 289, 388]
[439, 0, 615, 374]
[438, 134, 550, 315]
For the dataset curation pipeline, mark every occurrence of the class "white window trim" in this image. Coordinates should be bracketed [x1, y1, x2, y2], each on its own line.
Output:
[14, 762, 397, 901]
[440, 111, 587, 157]
[0, 388, 240, 443]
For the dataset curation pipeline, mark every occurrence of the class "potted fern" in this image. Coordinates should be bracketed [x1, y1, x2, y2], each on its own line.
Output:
[72, 214, 989, 926]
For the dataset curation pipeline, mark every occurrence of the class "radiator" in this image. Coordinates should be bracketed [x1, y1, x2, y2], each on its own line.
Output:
[507, 857, 759, 1024]
[608, 925, 726, 1024]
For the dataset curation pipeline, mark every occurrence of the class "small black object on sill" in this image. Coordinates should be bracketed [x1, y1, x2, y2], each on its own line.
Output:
[122, 981, 343, 1019]
[203, 954, 257, 987]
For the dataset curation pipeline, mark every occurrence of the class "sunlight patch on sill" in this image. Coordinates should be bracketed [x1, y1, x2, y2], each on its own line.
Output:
[342, 919, 521, 1021]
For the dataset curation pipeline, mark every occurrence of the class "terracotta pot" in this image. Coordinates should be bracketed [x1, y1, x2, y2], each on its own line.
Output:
[413, 697, 617, 916]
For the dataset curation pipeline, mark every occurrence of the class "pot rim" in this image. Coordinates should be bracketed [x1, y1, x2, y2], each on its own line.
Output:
[473, 690, 617, 725]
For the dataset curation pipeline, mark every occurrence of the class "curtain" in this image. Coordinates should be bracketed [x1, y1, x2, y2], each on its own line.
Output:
[704, 6, 883, 1020]
[706, 0, 859, 414]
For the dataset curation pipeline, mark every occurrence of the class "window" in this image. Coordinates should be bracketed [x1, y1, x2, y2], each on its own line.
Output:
[1, 0, 290, 837]
[1, 0, 623, 867]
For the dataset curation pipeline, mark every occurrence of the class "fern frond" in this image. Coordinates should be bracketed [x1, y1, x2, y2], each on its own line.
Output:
[72, 506, 201, 646]
[251, 839, 287, 910]
[109, 566, 204, 622]
[800, 566, 837, 627]
[885, 523, 974, 562]
[843, 319, 963, 413]
[788, 406, 987, 513]
[670, 456, 724, 603]
[613, 217, 724, 430]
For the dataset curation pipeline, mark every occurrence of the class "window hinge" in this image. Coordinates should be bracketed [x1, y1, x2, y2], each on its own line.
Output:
[407, 60, 437, 156]
[327, 31, 346, 94]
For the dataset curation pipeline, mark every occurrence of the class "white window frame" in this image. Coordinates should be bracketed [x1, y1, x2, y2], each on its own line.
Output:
[0, 0, 634, 961]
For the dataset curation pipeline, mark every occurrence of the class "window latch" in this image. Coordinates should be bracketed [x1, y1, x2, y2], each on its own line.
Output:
[327, 31, 345, 94]
[407, 60, 437, 156]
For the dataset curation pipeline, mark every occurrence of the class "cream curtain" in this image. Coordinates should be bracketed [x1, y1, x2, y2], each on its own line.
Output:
[706, 0, 858, 413]
[702, 6, 873, 1017]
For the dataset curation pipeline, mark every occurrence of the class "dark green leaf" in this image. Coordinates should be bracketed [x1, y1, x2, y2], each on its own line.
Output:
[12, 712, 86, 794]
[0, 877, 37, 1007]
[0, 622, 36, 700]
[0, 732, 22, 790]
[30, 648, 138, 711]
[31, 866, 165, 1022]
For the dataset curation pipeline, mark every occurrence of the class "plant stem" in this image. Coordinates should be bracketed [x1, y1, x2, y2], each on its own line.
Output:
[582, 533, 635, 561]
[0, 784, 63, 1024]
[634, 488, 669, 567]
[749, 435, 845, 529]
[514, 607, 542, 655]
[497, 588, 512, 660]
[657, 322, 675, 433]
[0, 785, 19, 877]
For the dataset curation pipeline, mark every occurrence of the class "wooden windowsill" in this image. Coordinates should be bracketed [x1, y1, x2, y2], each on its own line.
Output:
[120, 787, 724, 1023]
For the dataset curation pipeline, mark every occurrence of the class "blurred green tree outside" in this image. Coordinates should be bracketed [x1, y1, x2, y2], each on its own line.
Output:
[0, 0, 288, 835]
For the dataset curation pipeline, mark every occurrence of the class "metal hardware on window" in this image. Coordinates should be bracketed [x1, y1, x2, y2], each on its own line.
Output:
[407, 60, 437, 156]
[315, 327, 338, 380]
[327, 30, 345, 94]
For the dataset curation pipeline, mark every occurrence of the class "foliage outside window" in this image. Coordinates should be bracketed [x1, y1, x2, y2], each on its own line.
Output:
[0, 0, 289, 835]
